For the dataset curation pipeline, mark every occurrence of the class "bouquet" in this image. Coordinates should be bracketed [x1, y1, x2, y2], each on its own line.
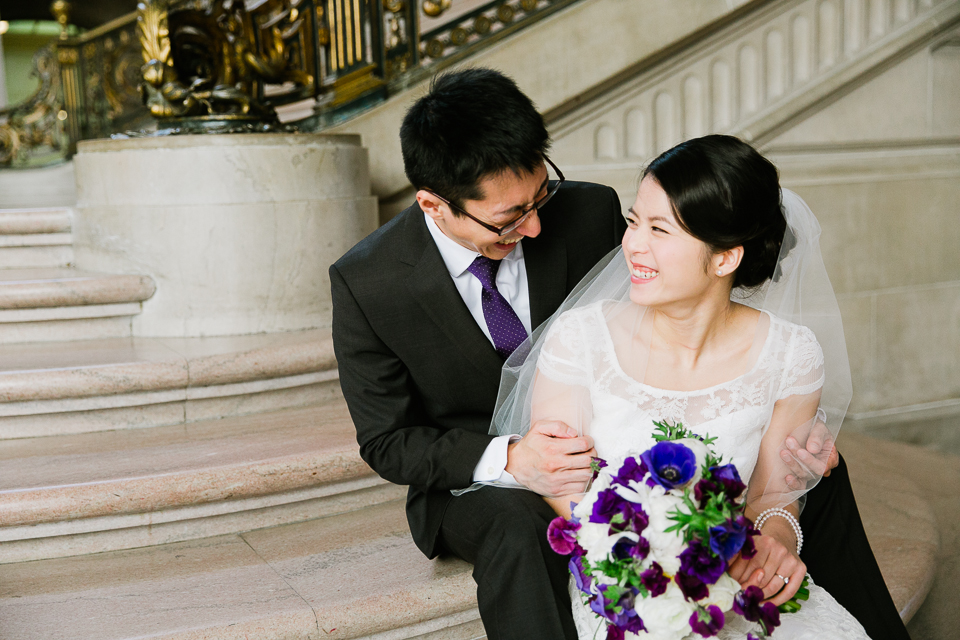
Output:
[547, 422, 808, 640]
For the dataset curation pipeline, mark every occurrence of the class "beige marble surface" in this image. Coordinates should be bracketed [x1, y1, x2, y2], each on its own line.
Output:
[0, 268, 155, 309]
[243, 500, 477, 639]
[0, 534, 320, 640]
[0, 208, 71, 234]
[0, 401, 369, 527]
[0, 328, 335, 405]
[841, 432, 942, 621]
[0, 162, 76, 209]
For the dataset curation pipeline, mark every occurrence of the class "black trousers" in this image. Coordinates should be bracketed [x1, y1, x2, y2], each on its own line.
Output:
[439, 455, 909, 640]
[799, 454, 910, 640]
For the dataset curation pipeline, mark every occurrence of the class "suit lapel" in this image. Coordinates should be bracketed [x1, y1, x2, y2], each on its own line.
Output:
[523, 234, 568, 328]
[401, 211, 505, 375]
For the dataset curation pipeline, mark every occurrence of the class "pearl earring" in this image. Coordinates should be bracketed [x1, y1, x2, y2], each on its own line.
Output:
[716, 270, 723, 276]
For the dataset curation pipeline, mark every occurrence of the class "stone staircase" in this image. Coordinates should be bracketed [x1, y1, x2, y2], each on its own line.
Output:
[0, 213, 943, 639]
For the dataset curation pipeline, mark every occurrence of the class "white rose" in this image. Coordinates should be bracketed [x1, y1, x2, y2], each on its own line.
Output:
[631, 582, 697, 639]
[578, 523, 639, 564]
[638, 486, 687, 574]
[703, 572, 741, 612]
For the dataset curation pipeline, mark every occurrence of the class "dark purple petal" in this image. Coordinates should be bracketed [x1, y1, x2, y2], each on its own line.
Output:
[591, 457, 609, 482]
[640, 442, 698, 490]
[612, 456, 648, 486]
[640, 562, 669, 597]
[759, 602, 781, 629]
[569, 556, 592, 593]
[737, 515, 761, 560]
[679, 540, 726, 585]
[690, 605, 726, 637]
[605, 625, 624, 640]
[694, 477, 720, 506]
[547, 516, 581, 555]
[732, 586, 764, 621]
[676, 570, 709, 602]
[708, 518, 748, 562]
[590, 489, 626, 524]
[710, 464, 747, 499]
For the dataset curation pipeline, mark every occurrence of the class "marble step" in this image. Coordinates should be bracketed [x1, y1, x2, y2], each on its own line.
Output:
[0, 268, 155, 342]
[0, 434, 945, 640]
[0, 328, 339, 438]
[0, 400, 404, 563]
[0, 208, 74, 269]
[0, 499, 479, 640]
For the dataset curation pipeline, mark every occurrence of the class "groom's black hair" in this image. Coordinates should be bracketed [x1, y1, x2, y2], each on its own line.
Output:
[400, 67, 550, 211]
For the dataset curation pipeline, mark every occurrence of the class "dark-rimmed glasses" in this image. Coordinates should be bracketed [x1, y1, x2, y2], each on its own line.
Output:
[425, 156, 565, 236]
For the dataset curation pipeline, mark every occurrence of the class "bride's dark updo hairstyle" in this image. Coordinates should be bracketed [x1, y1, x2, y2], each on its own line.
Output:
[642, 134, 787, 289]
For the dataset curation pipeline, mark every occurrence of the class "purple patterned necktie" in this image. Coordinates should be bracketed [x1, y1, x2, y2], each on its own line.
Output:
[467, 256, 529, 358]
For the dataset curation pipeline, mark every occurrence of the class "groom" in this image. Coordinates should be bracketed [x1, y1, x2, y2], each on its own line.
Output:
[330, 68, 907, 640]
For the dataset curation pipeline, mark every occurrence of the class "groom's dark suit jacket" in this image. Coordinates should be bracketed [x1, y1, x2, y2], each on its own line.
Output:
[330, 181, 625, 557]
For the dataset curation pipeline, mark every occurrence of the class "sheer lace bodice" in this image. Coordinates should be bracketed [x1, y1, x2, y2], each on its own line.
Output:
[538, 302, 824, 484]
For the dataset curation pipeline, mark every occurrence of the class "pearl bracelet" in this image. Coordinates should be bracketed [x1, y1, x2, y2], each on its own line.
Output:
[755, 507, 803, 555]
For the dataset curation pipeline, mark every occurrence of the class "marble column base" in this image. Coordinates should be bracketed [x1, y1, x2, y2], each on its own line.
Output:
[73, 134, 378, 337]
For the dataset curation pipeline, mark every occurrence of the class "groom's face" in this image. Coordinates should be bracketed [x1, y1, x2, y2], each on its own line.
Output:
[418, 163, 548, 260]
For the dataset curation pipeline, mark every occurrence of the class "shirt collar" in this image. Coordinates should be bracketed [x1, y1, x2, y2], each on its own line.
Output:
[423, 212, 524, 278]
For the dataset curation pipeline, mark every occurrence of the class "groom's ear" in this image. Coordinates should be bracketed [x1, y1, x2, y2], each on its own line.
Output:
[714, 246, 744, 274]
[417, 190, 447, 221]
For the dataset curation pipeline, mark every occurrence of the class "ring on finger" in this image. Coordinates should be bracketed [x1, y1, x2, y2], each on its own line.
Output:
[776, 574, 790, 585]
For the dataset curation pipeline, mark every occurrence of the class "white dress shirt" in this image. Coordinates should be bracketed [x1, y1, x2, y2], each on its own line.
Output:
[424, 213, 526, 485]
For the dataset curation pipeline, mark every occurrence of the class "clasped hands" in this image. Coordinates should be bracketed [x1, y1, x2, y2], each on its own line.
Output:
[506, 418, 840, 499]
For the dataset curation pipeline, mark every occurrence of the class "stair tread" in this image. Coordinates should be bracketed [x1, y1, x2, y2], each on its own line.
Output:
[0, 208, 71, 235]
[0, 267, 155, 309]
[0, 499, 475, 640]
[0, 435, 947, 639]
[0, 328, 335, 403]
[0, 401, 367, 526]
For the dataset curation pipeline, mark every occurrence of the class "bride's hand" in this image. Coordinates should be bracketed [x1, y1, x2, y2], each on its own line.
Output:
[727, 521, 805, 606]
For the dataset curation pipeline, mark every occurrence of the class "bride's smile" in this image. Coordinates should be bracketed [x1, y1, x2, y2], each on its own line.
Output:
[622, 176, 735, 313]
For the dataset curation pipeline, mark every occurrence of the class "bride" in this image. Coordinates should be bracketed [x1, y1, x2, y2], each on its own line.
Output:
[490, 135, 871, 639]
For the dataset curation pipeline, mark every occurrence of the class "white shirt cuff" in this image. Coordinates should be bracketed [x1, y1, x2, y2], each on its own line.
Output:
[473, 434, 523, 486]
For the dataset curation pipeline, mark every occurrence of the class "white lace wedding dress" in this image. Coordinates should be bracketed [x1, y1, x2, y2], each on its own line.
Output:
[538, 302, 871, 640]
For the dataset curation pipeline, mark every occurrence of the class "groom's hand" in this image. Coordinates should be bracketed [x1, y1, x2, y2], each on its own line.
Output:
[505, 420, 596, 497]
[780, 419, 840, 490]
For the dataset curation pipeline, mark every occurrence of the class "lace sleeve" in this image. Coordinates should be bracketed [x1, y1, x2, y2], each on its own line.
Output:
[778, 324, 825, 399]
[537, 306, 595, 387]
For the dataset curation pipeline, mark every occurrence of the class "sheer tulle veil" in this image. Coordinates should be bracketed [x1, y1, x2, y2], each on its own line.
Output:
[478, 188, 851, 511]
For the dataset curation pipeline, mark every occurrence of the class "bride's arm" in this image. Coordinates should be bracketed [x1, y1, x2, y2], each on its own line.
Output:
[729, 388, 821, 605]
[529, 369, 594, 519]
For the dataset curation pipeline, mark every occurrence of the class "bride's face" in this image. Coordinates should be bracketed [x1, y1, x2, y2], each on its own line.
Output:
[622, 177, 716, 308]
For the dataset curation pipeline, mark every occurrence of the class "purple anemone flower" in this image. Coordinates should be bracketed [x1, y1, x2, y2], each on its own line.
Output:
[639, 562, 669, 597]
[640, 441, 697, 490]
[709, 517, 748, 562]
[679, 540, 726, 585]
[547, 516, 581, 555]
[690, 605, 725, 637]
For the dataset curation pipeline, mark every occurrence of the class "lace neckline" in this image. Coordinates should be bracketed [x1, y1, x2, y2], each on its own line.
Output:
[593, 305, 775, 397]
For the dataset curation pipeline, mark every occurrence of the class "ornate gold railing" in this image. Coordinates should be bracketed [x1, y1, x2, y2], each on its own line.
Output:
[1, 0, 583, 165]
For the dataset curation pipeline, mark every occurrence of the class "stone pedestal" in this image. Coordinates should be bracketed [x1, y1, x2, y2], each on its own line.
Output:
[73, 134, 377, 337]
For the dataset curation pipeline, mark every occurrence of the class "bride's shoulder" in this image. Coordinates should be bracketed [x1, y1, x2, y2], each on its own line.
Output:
[763, 312, 820, 347]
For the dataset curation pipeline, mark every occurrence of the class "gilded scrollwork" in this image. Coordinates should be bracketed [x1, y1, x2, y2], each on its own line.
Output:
[136, 0, 317, 123]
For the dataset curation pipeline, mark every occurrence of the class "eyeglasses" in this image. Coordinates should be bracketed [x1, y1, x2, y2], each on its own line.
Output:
[425, 156, 565, 237]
